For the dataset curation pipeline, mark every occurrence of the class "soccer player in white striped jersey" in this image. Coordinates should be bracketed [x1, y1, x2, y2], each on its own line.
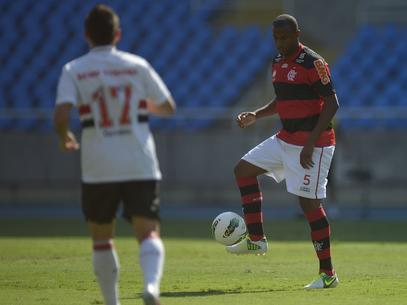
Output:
[54, 4, 175, 305]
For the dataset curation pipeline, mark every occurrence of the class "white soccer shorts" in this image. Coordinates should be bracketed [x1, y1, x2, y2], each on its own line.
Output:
[242, 135, 335, 199]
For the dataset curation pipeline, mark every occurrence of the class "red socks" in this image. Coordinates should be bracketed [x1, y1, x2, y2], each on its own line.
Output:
[305, 207, 334, 276]
[237, 177, 264, 241]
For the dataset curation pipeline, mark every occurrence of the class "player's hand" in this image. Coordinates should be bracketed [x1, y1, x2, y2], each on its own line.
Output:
[236, 112, 256, 128]
[300, 142, 315, 169]
[59, 131, 80, 152]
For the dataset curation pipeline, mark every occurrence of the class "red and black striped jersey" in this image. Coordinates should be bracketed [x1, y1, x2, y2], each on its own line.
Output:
[272, 43, 336, 147]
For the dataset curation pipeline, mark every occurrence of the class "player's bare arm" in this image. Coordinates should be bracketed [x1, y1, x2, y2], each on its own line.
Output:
[147, 98, 176, 117]
[236, 98, 277, 128]
[53, 103, 80, 152]
[300, 94, 339, 169]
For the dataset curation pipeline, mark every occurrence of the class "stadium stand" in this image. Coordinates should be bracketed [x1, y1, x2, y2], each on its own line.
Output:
[1, 1, 405, 130]
[0, 0, 275, 130]
[332, 24, 407, 128]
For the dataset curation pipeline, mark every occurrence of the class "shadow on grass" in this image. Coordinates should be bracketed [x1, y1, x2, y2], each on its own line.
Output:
[0, 218, 406, 242]
[160, 287, 296, 297]
[120, 287, 296, 300]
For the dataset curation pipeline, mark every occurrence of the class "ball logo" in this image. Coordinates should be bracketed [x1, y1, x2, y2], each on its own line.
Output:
[212, 212, 247, 245]
[313, 59, 330, 85]
[222, 218, 239, 238]
[211, 218, 220, 235]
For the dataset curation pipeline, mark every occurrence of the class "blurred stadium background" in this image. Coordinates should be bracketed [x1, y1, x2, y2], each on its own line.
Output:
[1, 0, 407, 220]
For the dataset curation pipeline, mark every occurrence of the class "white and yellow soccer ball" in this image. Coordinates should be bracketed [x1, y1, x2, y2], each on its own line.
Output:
[211, 212, 247, 246]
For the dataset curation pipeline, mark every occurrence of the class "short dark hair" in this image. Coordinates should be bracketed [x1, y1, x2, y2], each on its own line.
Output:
[272, 14, 299, 32]
[85, 4, 120, 46]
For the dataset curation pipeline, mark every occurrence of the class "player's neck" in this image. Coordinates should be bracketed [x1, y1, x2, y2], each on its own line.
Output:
[90, 45, 116, 52]
[282, 43, 301, 60]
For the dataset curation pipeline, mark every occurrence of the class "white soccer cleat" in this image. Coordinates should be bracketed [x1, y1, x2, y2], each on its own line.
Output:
[226, 236, 268, 255]
[142, 284, 161, 305]
[304, 272, 339, 289]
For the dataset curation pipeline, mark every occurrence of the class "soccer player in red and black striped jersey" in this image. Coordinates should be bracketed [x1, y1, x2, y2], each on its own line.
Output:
[226, 14, 340, 289]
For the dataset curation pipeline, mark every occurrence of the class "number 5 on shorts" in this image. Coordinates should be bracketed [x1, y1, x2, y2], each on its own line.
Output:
[303, 174, 311, 186]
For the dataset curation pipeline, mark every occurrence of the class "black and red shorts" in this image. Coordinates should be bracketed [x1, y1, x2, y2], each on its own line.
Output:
[81, 180, 159, 224]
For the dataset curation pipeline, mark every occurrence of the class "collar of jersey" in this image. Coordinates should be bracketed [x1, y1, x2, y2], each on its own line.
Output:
[90, 45, 116, 53]
[281, 43, 304, 62]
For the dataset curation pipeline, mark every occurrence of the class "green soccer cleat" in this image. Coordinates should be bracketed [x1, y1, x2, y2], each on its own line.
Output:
[304, 272, 339, 289]
[226, 236, 268, 255]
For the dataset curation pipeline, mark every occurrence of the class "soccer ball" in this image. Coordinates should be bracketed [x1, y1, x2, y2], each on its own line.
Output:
[211, 212, 247, 246]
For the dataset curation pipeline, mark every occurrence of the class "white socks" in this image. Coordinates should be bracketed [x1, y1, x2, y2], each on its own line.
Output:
[139, 237, 165, 297]
[92, 240, 120, 305]
[92, 237, 164, 305]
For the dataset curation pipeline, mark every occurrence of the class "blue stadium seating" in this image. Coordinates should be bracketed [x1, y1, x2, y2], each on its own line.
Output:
[0, 0, 276, 130]
[3, 2, 405, 131]
[333, 24, 407, 129]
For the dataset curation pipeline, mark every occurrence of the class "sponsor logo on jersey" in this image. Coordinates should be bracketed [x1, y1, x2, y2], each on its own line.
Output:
[287, 68, 297, 81]
[103, 129, 132, 137]
[282, 63, 288, 68]
[296, 52, 306, 63]
[300, 186, 311, 193]
[77, 69, 137, 80]
[313, 59, 330, 85]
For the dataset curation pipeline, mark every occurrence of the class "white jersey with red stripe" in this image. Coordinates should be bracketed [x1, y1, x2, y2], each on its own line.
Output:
[56, 46, 171, 183]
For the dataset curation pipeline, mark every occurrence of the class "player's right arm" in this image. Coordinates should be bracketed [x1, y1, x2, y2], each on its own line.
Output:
[54, 64, 79, 152]
[54, 103, 79, 152]
[236, 98, 277, 128]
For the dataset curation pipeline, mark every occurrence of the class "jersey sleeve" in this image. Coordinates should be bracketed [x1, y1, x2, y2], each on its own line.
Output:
[143, 63, 171, 105]
[309, 59, 335, 97]
[56, 65, 78, 105]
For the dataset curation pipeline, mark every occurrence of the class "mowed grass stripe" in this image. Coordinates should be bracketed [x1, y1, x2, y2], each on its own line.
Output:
[1, 221, 407, 305]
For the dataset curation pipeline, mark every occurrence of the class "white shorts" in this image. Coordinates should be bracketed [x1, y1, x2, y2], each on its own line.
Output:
[242, 135, 335, 199]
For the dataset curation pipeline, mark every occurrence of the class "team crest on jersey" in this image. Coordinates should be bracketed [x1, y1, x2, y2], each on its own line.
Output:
[313, 59, 330, 85]
[287, 68, 297, 81]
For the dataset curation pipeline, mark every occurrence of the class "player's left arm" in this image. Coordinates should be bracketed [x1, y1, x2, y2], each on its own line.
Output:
[144, 62, 176, 117]
[305, 94, 339, 147]
[54, 103, 80, 152]
[300, 59, 339, 169]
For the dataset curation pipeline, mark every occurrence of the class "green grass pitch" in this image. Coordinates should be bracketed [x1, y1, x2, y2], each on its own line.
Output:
[1, 218, 407, 305]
